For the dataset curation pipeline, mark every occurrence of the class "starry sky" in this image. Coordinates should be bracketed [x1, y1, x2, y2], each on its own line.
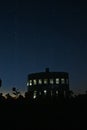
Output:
[0, 0, 87, 95]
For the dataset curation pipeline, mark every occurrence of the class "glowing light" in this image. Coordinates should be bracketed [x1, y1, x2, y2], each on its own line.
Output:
[29, 80, 32, 86]
[56, 78, 59, 84]
[61, 78, 65, 84]
[33, 79, 37, 85]
[44, 90, 47, 95]
[38, 79, 42, 84]
[33, 95, 36, 99]
[50, 79, 54, 84]
[33, 91, 37, 99]
[44, 90, 47, 94]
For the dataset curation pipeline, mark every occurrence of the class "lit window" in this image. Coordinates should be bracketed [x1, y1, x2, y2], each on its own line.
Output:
[29, 80, 32, 86]
[44, 79, 48, 84]
[61, 78, 65, 84]
[33, 91, 37, 99]
[38, 79, 42, 84]
[56, 78, 59, 84]
[50, 79, 54, 84]
[33, 79, 37, 85]
[44, 90, 47, 95]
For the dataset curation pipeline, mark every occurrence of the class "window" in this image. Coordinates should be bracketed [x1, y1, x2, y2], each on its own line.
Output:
[50, 79, 54, 84]
[44, 90, 47, 95]
[33, 91, 37, 99]
[29, 80, 32, 86]
[38, 79, 42, 84]
[61, 78, 65, 84]
[56, 91, 58, 95]
[44, 79, 48, 84]
[56, 78, 59, 84]
[33, 79, 37, 85]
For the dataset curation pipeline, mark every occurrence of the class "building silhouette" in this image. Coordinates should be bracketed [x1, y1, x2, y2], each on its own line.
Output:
[26, 68, 69, 99]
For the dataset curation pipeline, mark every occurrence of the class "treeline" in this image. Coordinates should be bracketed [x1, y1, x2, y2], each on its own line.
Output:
[0, 91, 87, 130]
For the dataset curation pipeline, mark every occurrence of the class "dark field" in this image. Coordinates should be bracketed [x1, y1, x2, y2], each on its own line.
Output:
[0, 96, 87, 130]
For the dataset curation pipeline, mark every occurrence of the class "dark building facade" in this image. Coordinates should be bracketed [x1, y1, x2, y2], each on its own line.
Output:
[26, 68, 69, 99]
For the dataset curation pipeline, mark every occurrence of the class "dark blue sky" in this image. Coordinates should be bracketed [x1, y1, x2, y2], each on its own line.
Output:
[0, 0, 87, 95]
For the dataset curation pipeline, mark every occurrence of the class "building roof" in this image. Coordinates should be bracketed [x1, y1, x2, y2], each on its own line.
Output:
[28, 68, 69, 79]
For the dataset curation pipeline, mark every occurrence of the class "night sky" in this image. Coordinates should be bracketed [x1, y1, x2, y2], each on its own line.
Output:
[0, 0, 87, 95]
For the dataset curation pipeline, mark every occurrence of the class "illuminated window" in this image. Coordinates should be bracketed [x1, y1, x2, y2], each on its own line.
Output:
[50, 79, 54, 84]
[33, 91, 37, 99]
[33, 79, 37, 85]
[29, 80, 32, 86]
[56, 78, 59, 84]
[38, 79, 42, 84]
[61, 78, 65, 84]
[44, 79, 48, 84]
[44, 90, 47, 95]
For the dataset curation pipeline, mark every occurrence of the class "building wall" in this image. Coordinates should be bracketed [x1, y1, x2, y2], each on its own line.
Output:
[27, 68, 69, 99]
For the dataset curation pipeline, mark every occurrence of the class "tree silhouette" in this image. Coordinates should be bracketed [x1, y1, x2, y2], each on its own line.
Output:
[68, 90, 74, 98]
[12, 87, 20, 98]
[5, 93, 12, 99]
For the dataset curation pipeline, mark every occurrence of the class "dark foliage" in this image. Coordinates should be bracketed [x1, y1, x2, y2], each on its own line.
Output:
[0, 93, 87, 130]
